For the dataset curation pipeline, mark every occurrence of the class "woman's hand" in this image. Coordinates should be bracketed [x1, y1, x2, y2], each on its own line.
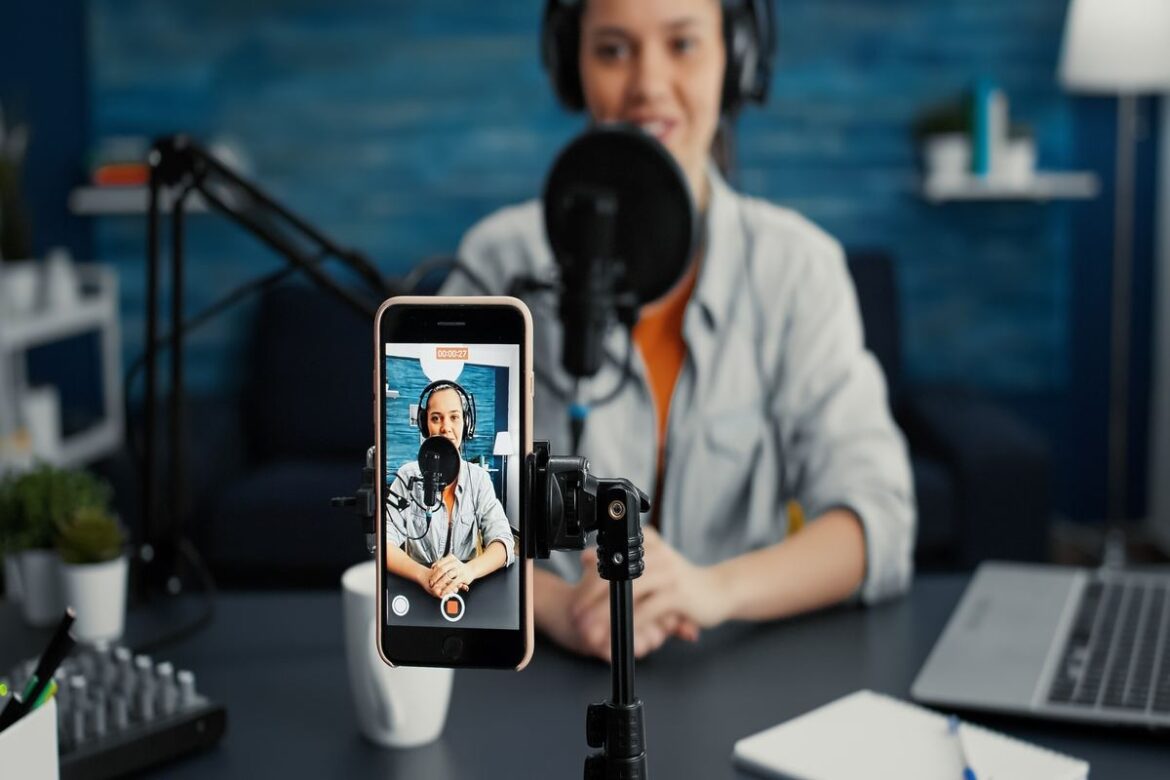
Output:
[534, 569, 613, 662]
[571, 528, 725, 658]
[423, 555, 474, 598]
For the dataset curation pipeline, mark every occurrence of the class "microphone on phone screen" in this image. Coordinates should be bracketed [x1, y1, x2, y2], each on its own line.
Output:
[418, 435, 460, 510]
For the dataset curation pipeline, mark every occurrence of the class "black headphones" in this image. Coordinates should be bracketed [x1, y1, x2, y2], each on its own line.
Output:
[416, 380, 477, 442]
[540, 0, 775, 116]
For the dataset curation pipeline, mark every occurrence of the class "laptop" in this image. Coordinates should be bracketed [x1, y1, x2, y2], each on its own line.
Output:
[912, 561, 1170, 728]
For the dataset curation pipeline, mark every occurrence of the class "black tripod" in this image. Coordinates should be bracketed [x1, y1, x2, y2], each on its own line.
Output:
[580, 480, 649, 779]
[525, 441, 650, 779]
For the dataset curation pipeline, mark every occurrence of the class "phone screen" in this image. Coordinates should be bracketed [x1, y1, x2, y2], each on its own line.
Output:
[377, 300, 531, 667]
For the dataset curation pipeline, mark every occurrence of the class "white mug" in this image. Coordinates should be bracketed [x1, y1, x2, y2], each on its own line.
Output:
[341, 560, 454, 748]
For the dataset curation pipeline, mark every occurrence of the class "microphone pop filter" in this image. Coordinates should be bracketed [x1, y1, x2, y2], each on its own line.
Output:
[543, 125, 696, 306]
[418, 435, 460, 489]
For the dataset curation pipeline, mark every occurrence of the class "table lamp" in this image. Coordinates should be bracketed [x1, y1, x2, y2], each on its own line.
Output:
[1059, 0, 1170, 563]
[493, 430, 516, 507]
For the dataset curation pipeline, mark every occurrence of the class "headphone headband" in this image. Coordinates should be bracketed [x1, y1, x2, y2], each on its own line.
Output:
[541, 0, 775, 116]
[417, 380, 476, 443]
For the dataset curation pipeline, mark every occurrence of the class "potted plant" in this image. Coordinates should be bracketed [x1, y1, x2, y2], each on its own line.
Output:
[56, 505, 128, 641]
[0, 464, 113, 626]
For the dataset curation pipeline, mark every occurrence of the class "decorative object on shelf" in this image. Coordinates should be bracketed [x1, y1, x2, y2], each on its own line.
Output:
[0, 259, 39, 314]
[1059, 0, 1170, 564]
[19, 385, 61, 465]
[914, 85, 1098, 202]
[970, 77, 1009, 177]
[39, 246, 81, 312]
[55, 505, 129, 641]
[0, 464, 114, 626]
[88, 135, 151, 187]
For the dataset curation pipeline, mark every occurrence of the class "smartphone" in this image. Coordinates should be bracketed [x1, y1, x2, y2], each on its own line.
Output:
[374, 296, 534, 669]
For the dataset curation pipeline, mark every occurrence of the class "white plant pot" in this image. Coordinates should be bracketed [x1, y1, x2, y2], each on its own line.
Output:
[17, 549, 64, 627]
[59, 556, 128, 642]
[3, 552, 23, 603]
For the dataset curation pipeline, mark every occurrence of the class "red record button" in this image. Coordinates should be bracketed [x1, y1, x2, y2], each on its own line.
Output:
[440, 593, 465, 622]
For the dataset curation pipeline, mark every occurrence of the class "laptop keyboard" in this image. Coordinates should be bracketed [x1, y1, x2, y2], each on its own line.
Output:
[1047, 575, 1170, 713]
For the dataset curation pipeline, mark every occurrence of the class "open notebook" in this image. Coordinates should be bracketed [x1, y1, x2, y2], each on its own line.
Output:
[732, 690, 1088, 780]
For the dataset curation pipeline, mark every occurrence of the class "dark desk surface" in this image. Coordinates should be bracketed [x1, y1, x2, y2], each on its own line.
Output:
[3, 575, 1168, 778]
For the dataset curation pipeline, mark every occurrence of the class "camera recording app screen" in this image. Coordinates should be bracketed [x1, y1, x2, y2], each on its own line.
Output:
[383, 342, 521, 631]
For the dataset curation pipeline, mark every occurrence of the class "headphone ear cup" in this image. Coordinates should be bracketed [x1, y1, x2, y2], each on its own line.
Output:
[722, 5, 752, 114]
[416, 388, 429, 437]
[721, 0, 774, 115]
[542, 0, 586, 111]
[463, 386, 476, 441]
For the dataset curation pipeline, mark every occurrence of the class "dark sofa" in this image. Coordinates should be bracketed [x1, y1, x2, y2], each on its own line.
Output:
[189, 252, 1051, 586]
[847, 251, 1051, 569]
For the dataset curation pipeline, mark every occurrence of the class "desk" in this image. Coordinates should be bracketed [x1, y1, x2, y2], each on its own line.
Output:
[2, 575, 1167, 777]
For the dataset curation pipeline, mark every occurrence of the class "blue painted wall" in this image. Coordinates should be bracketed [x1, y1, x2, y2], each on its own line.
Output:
[4, 0, 1158, 522]
[0, 0, 91, 258]
[383, 358, 500, 485]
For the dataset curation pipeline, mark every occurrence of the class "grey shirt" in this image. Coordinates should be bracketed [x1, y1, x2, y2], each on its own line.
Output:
[444, 166, 915, 604]
[386, 458, 516, 568]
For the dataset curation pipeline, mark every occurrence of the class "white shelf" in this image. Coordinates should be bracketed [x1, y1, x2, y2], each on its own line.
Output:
[69, 186, 209, 216]
[922, 172, 1100, 203]
[56, 419, 122, 469]
[0, 293, 115, 350]
[0, 265, 124, 469]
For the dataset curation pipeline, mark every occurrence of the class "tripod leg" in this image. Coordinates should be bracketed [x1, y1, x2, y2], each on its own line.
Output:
[584, 578, 647, 779]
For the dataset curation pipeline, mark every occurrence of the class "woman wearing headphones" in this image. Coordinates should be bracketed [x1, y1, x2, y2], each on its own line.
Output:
[385, 381, 515, 600]
[444, 0, 915, 659]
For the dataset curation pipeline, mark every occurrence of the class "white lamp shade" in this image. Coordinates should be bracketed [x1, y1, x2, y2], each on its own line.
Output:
[493, 431, 516, 457]
[1059, 0, 1170, 93]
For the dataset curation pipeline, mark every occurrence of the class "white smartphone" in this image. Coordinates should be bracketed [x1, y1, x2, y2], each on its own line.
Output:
[374, 296, 534, 669]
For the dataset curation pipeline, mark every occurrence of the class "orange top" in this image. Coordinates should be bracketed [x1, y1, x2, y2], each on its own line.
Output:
[632, 261, 699, 523]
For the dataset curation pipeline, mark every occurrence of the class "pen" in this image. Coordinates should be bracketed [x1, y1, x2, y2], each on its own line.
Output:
[30, 679, 58, 711]
[0, 607, 76, 733]
[947, 714, 977, 780]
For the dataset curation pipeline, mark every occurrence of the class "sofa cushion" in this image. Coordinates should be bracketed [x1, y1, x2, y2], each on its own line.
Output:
[202, 458, 371, 586]
[244, 283, 372, 461]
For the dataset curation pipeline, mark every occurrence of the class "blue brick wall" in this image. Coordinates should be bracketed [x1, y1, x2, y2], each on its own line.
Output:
[87, 0, 1086, 395]
[79, 0, 1157, 521]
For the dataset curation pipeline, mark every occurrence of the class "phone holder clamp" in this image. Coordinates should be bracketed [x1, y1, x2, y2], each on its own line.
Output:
[331, 446, 378, 556]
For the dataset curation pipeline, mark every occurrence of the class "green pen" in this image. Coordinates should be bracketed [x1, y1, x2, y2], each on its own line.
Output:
[0, 607, 76, 732]
[19, 675, 41, 703]
[31, 679, 58, 710]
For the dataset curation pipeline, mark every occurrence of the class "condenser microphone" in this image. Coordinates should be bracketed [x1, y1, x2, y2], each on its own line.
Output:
[543, 125, 695, 380]
[422, 468, 439, 510]
[542, 125, 696, 450]
[418, 435, 460, 510]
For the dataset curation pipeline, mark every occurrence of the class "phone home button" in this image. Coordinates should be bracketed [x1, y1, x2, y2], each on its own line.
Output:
[442, 636, 464, 661]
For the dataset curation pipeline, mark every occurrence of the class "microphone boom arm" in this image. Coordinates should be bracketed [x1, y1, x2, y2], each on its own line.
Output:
[142, 134, 396, 592]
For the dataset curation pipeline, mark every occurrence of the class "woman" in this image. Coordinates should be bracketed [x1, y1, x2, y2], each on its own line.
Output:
[384, 381, 515, 599]
[443, 0, 915, 659]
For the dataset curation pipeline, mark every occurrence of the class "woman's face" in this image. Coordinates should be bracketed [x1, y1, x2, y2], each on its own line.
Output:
[578, 0, 726, 209]
[425, 388, 464, 451]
